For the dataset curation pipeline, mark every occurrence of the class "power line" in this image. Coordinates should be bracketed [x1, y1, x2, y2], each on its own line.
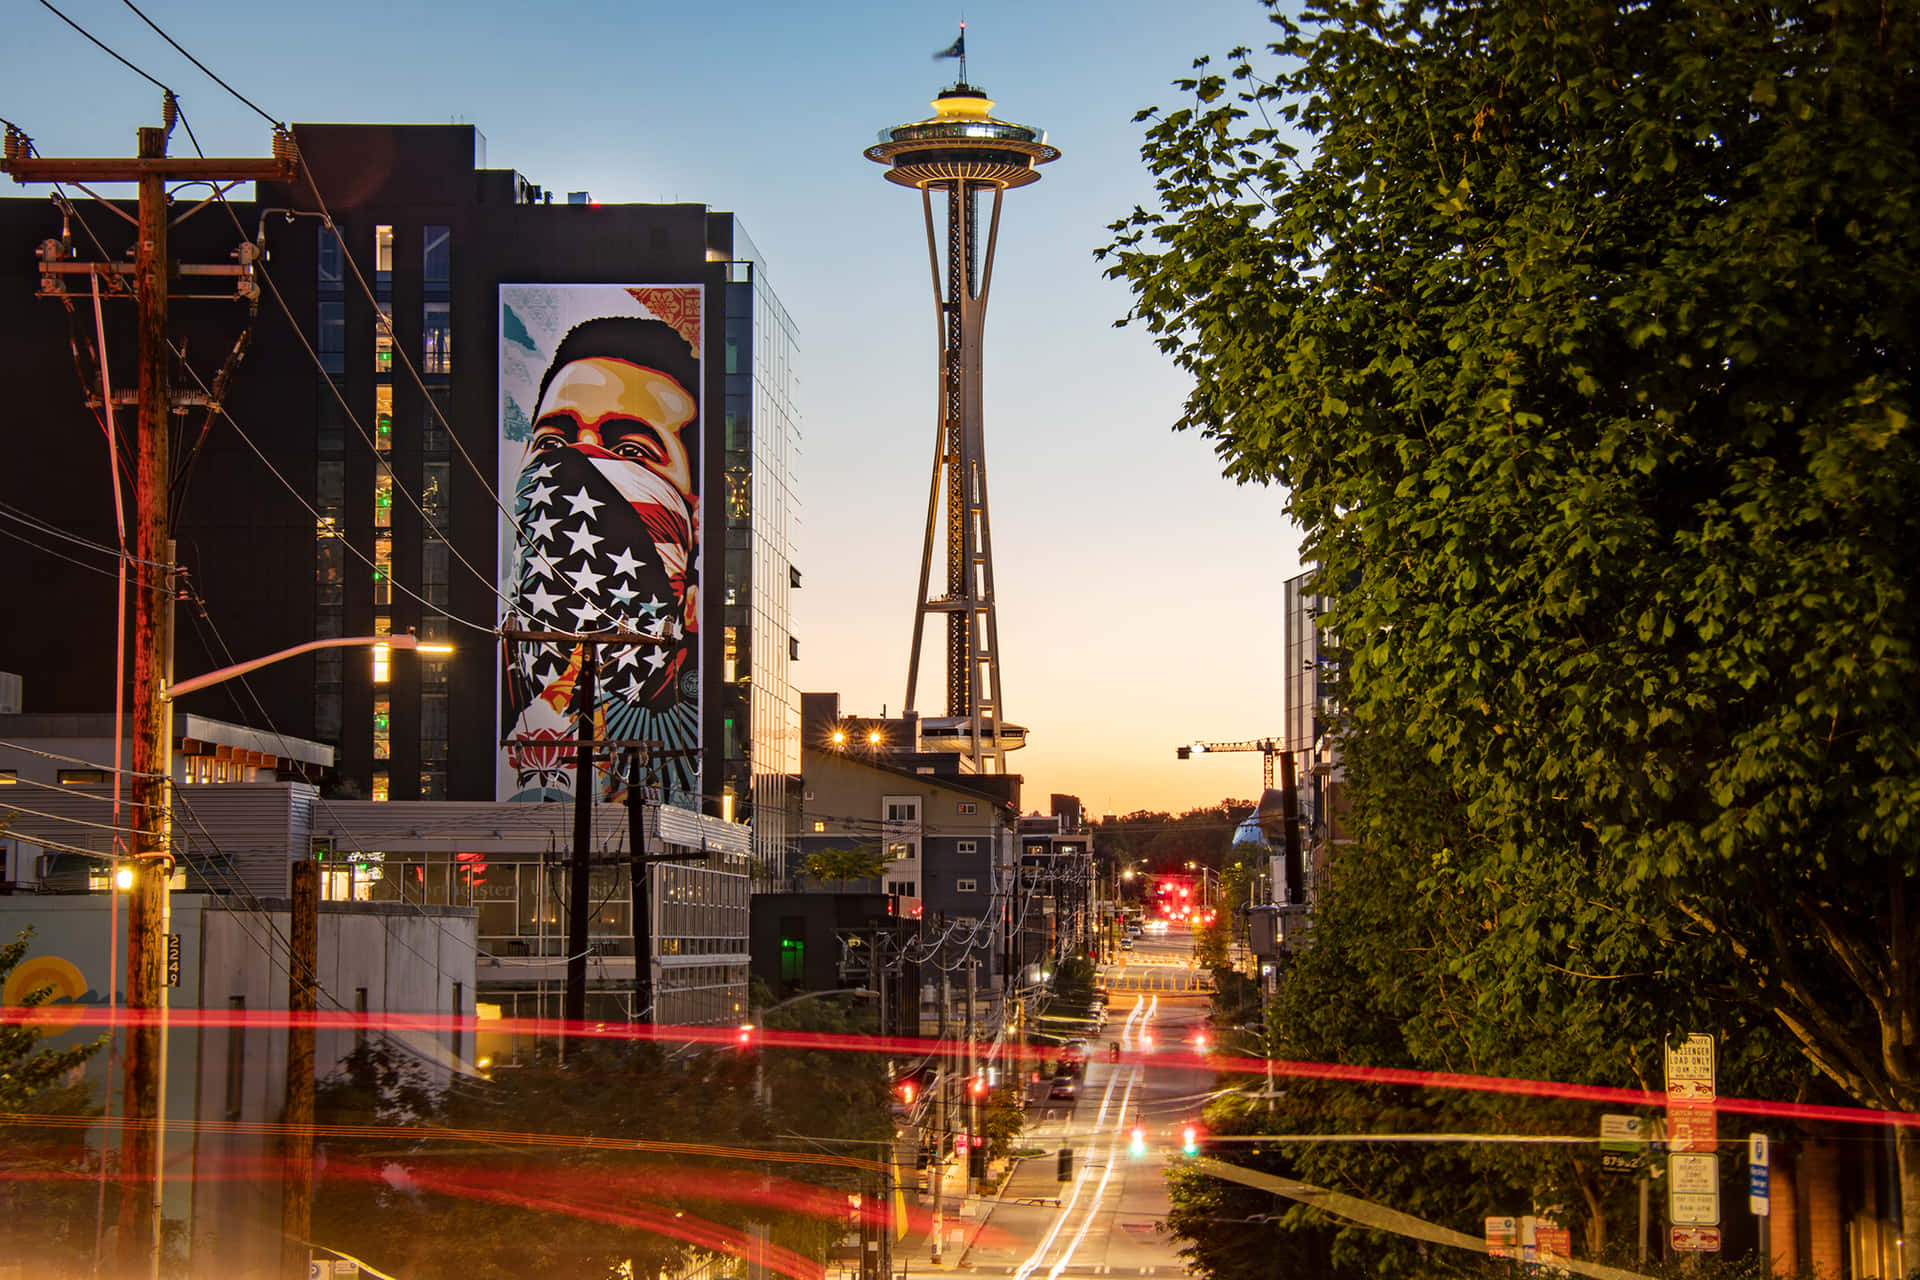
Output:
[115, 0, 282, 130]
[164, 342, 498, 636]
[36, 0, 172, 96]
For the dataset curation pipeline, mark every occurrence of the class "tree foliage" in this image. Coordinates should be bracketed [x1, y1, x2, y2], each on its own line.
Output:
[1105, 0, 1920, 1261]
[0, 927, 108, 1278]
[799, 844, 893, 886]
[311, 1031, 886, 1280]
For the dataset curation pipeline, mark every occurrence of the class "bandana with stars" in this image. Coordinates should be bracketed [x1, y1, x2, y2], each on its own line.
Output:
[501, 446, 699, 801]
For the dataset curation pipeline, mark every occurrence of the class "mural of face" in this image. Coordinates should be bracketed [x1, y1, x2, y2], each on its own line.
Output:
[501, 311, 703, 803]
[531, 357, 696, 510]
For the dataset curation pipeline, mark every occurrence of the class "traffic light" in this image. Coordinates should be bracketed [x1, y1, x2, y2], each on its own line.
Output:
[1181, 1124, 1199, 1156]
[968, 1075, 988, 1099]
[897, 1079, 918, 1105]
[1193, 1030, 1210, 1052]
[1129, 1126, 1146, 1158]
[735, 1023, 756, 1047]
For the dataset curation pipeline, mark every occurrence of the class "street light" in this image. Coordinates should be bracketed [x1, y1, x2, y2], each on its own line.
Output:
[162, 632, 452, 700]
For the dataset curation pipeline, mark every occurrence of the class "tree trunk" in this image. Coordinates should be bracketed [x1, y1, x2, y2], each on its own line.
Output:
[1576, 1165, 1606, 1256]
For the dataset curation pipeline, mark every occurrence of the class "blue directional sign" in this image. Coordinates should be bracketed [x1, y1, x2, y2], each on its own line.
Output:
[1749, 1133, 1770, 1217]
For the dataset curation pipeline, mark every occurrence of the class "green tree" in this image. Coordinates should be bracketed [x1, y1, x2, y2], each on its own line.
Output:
[1105, 0, 1920, 1245]
[0, 927, 108, 1277]
[799, 844, 893, 887]
[312, 1038, 798, 1280]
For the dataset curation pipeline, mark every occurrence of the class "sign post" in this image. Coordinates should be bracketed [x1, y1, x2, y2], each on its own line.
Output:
[1750, 1132, 1771, 1277]
[1665, 1033, 1720, 1252]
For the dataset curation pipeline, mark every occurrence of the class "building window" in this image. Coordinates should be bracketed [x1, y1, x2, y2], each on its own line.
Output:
[57, 770, 108, 786]
[423, 301, 451, 375]
[373, 538, 393, 607]
[373, 301, 393, 374]
[451, 981, 465, 1064]
[317, 228, 342, 284]
[887, 881, 916, 898]
[0, 770, 14, 785]
[423, 225, 450, 283]
[373, 697, 390, 761]
[956, 802, 976, 815]
[956, 878, 978, 893]
[354, 987, 368, 1050]
[812, 821, 825, 833]
[956, 841, 977, 854]
[886, 802, 917, 822]
[374, 462, 394, 529]
[374, 386, 393, 452]
[316, 300, 345, 375]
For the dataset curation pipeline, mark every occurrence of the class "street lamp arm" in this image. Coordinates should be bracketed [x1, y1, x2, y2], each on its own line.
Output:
[162, 634, 440, 701]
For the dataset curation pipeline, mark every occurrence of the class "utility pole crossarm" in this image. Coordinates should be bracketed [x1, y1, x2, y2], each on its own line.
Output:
[3, 155, 295, 184]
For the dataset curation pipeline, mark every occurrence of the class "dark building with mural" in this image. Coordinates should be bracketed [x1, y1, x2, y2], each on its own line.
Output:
[0, 123, 799, 874]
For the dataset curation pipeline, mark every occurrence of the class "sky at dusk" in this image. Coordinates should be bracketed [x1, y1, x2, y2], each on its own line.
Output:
[6, 0, 1306, 817]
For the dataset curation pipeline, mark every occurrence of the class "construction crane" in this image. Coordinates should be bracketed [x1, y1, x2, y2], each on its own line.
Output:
[1175, 738, 1286, 788]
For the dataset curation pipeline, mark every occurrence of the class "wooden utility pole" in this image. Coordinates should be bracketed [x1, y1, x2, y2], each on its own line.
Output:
[566, 647, 598, 1027]
[280, 859, 319, 1279]
[2, 111, 293, 1280]
[627, 748, 655, 1022]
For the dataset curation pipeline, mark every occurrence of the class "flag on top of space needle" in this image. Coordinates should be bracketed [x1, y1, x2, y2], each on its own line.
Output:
[933, 28, 965, 60]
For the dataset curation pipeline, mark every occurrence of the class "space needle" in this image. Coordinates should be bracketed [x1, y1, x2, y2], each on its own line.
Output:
[866, 38, 1059, 774]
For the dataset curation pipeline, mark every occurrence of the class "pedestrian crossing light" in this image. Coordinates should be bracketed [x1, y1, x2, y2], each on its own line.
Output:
[1130, 1126, 1146, 1158]
[1181, 1124, 1199, 1156]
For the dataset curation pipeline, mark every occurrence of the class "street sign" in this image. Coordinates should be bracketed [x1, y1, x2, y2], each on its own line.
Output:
[1750, 1133, 1770, 1216]
[1669, 1153, 1721, 1226]
[1600, 1114, 1644, 1173]
[1665, 1033, 1716, 1100]
[1670, 1225, 1722, 1252]
[1535, 1225, 1572, 1266]
[1484, 1216, 1517, 1259]
[1668, 1102, 1719, 1152]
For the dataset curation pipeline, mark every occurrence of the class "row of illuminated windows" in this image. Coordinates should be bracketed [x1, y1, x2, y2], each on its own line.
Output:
[319, 852, 747, 944]
[315, 225, 452, 380]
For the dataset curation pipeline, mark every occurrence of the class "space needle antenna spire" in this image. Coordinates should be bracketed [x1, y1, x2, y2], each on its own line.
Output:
[867, 39, 1059, 775]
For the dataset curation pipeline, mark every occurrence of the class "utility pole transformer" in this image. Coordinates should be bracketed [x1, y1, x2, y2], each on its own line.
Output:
[3, 109, 294, 1280]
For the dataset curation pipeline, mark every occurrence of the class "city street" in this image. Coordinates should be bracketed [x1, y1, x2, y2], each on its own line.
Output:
[906, 927, 1217, 1279]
